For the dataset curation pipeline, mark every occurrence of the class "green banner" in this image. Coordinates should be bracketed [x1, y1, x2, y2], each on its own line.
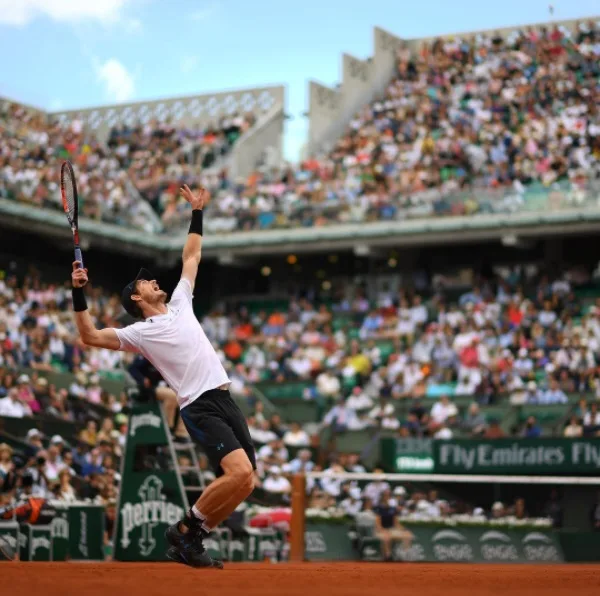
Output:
[304, 522, 359, 561]
[19, 524, 53, 561]
[303, 521, 563, 563]
[434, 438, 600, 475]
[398, 525, 564, 563]
[0, 522, 19, 559]
[68, 504, 105, 560]
[51, 504, 69, 561]
[113, 403, 187, 561]
[381, 438, 435, 473]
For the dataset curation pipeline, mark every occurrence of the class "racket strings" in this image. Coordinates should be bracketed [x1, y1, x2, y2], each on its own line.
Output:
[63, 172, 77, 217]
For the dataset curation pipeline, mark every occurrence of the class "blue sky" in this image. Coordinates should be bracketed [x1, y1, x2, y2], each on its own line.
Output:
[0, 0, 598, 160]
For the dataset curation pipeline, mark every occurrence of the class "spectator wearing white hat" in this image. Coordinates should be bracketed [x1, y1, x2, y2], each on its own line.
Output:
[525, 381, 543, 404]
[490, 502, 506, 519]
[513, 348, 533, 378]
[51, 434, 65, 446]
[44, 444, 64, 483]
[25, 428, 44, 455]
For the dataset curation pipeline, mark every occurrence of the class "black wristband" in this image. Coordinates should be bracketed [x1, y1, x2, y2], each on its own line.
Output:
[188, 209, 203, 236]
[72, 287, 88, 312]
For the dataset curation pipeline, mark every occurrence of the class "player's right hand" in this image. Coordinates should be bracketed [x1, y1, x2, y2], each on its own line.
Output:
[72, 261, 89, 288]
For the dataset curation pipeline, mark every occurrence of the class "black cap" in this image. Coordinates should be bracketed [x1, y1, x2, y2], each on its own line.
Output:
[121, 268, 153, 319]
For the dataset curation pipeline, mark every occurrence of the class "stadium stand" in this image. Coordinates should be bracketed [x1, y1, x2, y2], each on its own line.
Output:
[2, 20, 598, 236]
[3, 254, 595, 554]
[2, 17, 600, 564]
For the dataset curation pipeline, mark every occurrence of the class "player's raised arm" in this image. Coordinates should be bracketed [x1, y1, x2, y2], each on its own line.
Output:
[71, 261, 121, 350]
[180, 184, 210, 291]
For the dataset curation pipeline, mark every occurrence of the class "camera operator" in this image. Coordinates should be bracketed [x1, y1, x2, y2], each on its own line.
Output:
[27, 454, 51, 497]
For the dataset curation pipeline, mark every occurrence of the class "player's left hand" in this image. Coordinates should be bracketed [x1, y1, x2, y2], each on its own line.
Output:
[180, 184, 210, 210]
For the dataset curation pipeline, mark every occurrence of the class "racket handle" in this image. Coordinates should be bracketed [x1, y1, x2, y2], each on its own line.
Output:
[74, 247, 84, 268]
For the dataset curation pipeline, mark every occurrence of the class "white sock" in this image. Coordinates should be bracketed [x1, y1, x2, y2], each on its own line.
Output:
[191, 505, 206, 521]
[190, 505, 212, 533]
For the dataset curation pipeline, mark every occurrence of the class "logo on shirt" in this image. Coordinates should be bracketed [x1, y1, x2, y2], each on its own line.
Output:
[129, 412, 162, 437]
[216, 443, 224, 451]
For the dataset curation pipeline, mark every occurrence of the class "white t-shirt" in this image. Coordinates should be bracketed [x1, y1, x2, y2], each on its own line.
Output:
[115, 279, 230, 409]
[0, 397, 31, 418]
[430, 401, 458, 424]
[263, 475, 291, 494]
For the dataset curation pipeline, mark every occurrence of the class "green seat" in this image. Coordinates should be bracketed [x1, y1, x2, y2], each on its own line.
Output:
[360, 537, 383, 561]
[453, 395, 475, 410]
[481, 404, 516, 433]
[342, 376, 358, 392]
[519, 405, 570, 425]
[277, 399, 320, 423]
[243, 299, 289, 315]
[332, 319, 346, 332]
[481, 404, 511, 421]
[334, 429, 374, 453]
[256, 381, 311, 401]
[376, 341, 396, 364]
[347, 328, 360, 340]
[355, 520, 383, 561]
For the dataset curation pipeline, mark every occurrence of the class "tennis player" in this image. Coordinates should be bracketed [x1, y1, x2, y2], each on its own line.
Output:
[70, 185, 256, 569]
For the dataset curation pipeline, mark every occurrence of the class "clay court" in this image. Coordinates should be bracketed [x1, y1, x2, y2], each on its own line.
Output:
[3, 563, 600, 596]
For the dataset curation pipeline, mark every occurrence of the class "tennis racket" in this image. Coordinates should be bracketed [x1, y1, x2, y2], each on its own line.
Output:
[60, 160, 84, 269]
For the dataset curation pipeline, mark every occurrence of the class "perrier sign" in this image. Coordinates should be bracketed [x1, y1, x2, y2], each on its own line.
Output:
[113, 403, 187, 561]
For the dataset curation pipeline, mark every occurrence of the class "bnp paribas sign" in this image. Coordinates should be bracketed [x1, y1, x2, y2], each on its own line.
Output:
[434, 438, 600, 475]
[113, 403, 187, 561]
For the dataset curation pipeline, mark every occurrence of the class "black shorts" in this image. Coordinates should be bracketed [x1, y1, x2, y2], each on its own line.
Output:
[180, 388, 256, 477]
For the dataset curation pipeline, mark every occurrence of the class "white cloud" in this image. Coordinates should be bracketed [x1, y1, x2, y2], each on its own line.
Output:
[95, 58, 135, 103]
[190, 2, 218, 21]
[180, 56, 199, 74]
[0, 0, 133, 26]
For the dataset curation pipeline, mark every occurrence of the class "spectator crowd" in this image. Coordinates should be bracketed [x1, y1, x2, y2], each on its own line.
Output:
[2, 258, 600, 553]
[2, 20, 599, 234]
[0, 99, 253, 232]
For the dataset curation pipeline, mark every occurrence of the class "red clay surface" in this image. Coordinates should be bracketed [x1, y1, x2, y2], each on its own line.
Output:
[2, 562, 599, 596]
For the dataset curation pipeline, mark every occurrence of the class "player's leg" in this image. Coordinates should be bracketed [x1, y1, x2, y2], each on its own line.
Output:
[192, 449, 255, 528]
[191, 391, 257, 528]
[165, 392, 252, 565]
